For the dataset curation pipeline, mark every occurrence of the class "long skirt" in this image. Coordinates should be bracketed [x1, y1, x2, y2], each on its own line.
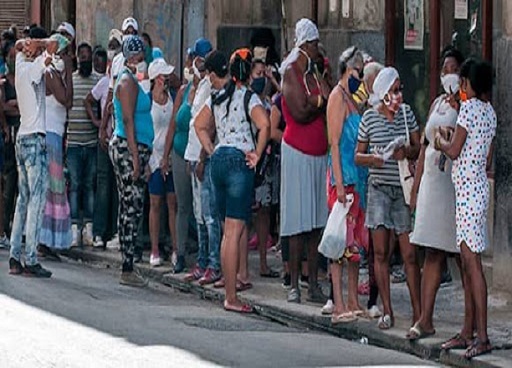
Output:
[39, 132, 72, 249]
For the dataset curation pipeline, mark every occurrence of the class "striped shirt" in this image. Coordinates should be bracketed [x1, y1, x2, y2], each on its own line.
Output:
[358, 104, 419, 186]
[67, 72, 100, 146]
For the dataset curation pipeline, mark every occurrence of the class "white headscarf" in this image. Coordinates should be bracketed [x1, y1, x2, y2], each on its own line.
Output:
[279, 18, 319, 76]
[373, 67, 399, 102]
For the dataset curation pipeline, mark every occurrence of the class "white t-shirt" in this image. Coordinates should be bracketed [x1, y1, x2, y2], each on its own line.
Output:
[184, 77, 211, 162]
[204, 86, 261, 153]
[109, 53, 125, 90]
[149, 94, 174, 173]
[15, 53, 47, 136]
[91, 75, 110, 112]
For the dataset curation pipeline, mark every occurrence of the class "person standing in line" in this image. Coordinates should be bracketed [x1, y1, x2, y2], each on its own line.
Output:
[146, 58, 177, 267]
[66, 42, 100, 247]
[38, 34, 74, 258]
[195, 49, 270, 313]
[86, 30, 122, 249]
[8, 28, 58, 277]
[435, 59, 496, 359]
[110, 35, 153, 287]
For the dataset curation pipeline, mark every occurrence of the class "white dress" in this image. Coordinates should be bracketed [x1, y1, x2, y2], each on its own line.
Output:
[410, 96, 458, 252]
[452, 98, 496, 253]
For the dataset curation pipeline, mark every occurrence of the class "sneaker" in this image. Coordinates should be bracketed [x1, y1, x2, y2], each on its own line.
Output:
[287, 288, 301, 303]
[23, 264, 52, 278]
[300, 274, 309, 289]
[174, 255, 186, 274]
[71, 224, 79, 247]
[120, 271, 148, 287]
[321, 299, 334, 315]
[9, 258, 23, 275]
[106, 234, 120, 250]
[150, 254, 162, 268]
[198, 268, 222, 285]
[171, 251, 178, 268]
[307, 286, 328, 304]
[0, 234, 10, 249]
[368, 305, 383, 319]
[82, 223, 94, 247]
[282, 273, 291, 289]
[184, 264, 205, 282]
[93, 236, 104, 248]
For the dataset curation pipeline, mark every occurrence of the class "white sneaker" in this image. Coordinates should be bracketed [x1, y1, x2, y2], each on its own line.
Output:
[171, 251, 178, 267]
[93, 236, 104, 248]
[368, 305, 383, 319]
[0, 234, 10, 249]
[106, 234, 120, 250]
[82, 223, 94, 246]
[150, 254, 162, 267]
[321, 299, 334, 315]
[71, 224, 79, 247]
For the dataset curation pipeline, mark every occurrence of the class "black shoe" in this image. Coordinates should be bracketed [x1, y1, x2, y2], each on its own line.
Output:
[9, 258, 24, 275]
[174, 255, 186, 274]
[300, 274, 309, 289]
[282, 273, 291, 289]
[23, 264, 52, 278]
[440, 269, 453, 287]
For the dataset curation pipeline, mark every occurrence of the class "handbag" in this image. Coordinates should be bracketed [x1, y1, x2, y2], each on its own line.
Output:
[397, 105, 414, 206]
[318, 194, 354, 260]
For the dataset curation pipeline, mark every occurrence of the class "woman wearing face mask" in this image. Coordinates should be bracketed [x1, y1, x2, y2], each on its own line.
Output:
[435, 59, 496, 359]
[39, 34, 74, 258]
[110, 35, 154, 287]
[249, 58, 279, 278]
[195, 49, 270, 313]
[324, 47, 368, 324]
[355, 67, 421, 330]
[406, 48, 464, 340]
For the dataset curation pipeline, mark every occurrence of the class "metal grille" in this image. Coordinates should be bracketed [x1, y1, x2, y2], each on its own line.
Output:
[0, 0, 29, 33]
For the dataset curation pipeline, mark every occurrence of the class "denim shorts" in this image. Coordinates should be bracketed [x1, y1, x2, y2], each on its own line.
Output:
[365, 181, 411, 234]
[210, 146, 254, 223]
[148, 169, 175, 196]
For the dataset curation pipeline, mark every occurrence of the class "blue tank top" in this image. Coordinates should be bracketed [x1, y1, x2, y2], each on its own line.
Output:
[173, 83, 193, 158]
[328, 112, 368, 208]
[113, 69, 154, 148]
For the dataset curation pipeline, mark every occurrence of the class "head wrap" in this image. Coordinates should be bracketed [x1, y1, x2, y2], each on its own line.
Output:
[152, 47, 164, 60]
[122, 35, 145, 59]
[49, 33, 70, 54]
[57, 22, 75, 40]
[122, 17, 139, 32]
[279, 18, 319, 76]
[109, 29, 123, 46]
[372, 67, 399, 102]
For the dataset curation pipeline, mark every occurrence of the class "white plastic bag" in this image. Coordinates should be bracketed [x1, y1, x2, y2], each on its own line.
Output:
[398, 104, 414, 205]
[318, 194, 354, 260]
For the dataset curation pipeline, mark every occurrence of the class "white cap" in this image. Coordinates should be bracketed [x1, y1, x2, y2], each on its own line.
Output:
[373, 67, 400, 101]
[122, 17, 139, 32]
[109, 29, 123, 45]
[57, 22, 75, 40]
[294, 18, 319, 47]
[148, 58, 175, 80]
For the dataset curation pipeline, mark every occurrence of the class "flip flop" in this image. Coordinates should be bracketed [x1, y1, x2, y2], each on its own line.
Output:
[213, 278, 225, 288]
[351, 309, 367, 318]
[260, 269, 280, 278]
[331, 312, 358, 324]
[465, 338, 492, 360]
[406, 322, 436, 341]
[236, 280, 253, 292]
[378, 315, 394, 330]
[224, 302, 254, 314]
[441, 333, 472, 350]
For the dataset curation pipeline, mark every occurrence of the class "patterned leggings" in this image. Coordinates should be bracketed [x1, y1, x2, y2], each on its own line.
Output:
[109, 136, 151, 272]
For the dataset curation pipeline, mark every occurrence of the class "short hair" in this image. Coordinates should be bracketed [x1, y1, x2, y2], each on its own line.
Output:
[363, 62, 384, 84]
[460, 58, 493, 97]
[93, 47, 107, 60]
[29, 26, 47, 39]
[338, 46, 363, 76]
[441, 46, 464, 67]
[77, 42, 93, 55]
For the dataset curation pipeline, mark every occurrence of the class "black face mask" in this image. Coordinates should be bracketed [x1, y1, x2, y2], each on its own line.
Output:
[79, 60, 93, 77]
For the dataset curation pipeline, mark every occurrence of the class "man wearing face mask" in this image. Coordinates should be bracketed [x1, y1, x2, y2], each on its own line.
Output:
[66, 42, 100, 248]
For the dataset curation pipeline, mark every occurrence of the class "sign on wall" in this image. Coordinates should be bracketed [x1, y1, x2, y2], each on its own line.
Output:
[455, 0, 469, 20]
[404, 0, 424, 50]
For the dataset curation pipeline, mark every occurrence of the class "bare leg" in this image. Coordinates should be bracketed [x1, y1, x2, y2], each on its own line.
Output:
[256, 206, 271, 274]
[289, 234, 303, 289]
[398, 233, 421, 323]
[331, 261, 347, 315]
[149, 195, 162, 258]
[347, 260, 363, 312]
[222, 218, 246, 307]
[417, 248, 445, 332]
[458, 253, 476, 339]
[306, 229, 321, 288]
[372, 228, 392, 317]
[166, 193, 178, 254]
[237, 225, 249, 283]
[0, 180, 4, 237]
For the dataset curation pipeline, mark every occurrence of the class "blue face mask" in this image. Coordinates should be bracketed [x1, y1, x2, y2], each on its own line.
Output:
[348, 75, 362, 94]
[251, 77, 266, 95]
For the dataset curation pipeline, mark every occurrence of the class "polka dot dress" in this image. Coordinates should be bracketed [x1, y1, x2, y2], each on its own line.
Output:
[452, 98, 497, 253]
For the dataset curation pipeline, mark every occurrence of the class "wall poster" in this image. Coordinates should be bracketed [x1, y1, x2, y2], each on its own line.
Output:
[404, 0, 424, 50]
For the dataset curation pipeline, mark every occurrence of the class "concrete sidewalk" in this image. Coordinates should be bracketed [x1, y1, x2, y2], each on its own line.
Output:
[61, 246, 512, 368]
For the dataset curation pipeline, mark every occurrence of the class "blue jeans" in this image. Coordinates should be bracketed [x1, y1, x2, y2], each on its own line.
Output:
[10, 134, 48, 266]
[191, 159, 221, 271]
[67, 146, 97, 224]
[93, 146, 118, 239]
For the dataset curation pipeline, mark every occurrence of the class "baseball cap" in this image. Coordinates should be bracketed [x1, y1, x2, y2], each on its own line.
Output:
[122, 17, 139, 32]
[205, 50, 228, 77]
[192, 38, 213, 59]
[57, 22, 75, 40]
[109, 29, 123, 45]
[148, 58, 175, 80]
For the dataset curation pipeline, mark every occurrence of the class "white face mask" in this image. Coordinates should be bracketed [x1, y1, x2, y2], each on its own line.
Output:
[183, 67, 194, 83]
[136, 61, 147, 74]
[107, 50, 117, 61]
[192, 61, 201, 79]
[52, 56, 65, 72]
[440, 73, 460, 95]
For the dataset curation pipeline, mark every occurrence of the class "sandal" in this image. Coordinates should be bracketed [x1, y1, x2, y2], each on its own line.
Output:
[331, 312, 358, 324]
[224, 301, 254, 314]
[378, 315, 394, 330]
[214, 278, 225, 288]
[465, 338, 492, 360]
[441, 333, 472, 350]
[406, 322, 436, 341]
[236, 281, 253, 292]
[260, 269, 280, 278]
